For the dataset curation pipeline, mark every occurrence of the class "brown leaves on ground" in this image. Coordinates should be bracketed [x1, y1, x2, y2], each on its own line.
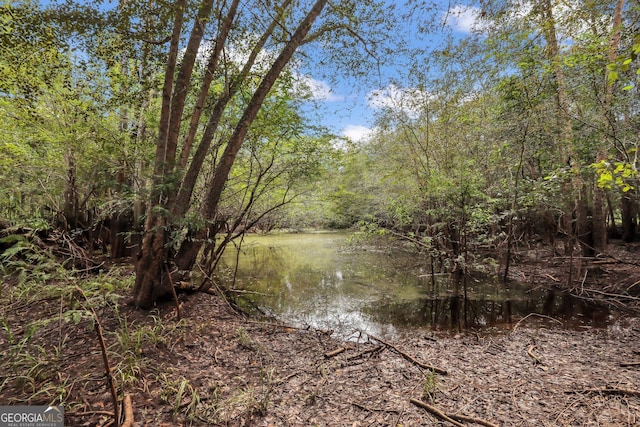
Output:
[2, 286, 639, 426]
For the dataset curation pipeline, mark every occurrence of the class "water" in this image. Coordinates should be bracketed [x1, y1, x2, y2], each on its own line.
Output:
[218, 232, 613, 339]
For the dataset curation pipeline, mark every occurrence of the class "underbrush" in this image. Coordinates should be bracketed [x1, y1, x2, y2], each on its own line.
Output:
[0, 226, 175, 420]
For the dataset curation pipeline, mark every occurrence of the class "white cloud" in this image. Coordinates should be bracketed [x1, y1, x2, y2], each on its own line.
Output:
[342, 125, 374, 143]
[366, 84, 429, 119]
[441, 5, 488, 34]
[293, 74, 344, 102]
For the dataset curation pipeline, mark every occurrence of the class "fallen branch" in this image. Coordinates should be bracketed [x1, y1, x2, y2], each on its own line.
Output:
[120, 395, 134, 427]
[619, 361, 640, 367]
[582, 288, 640, 301]
[324, 347, 346, 358]
[347, 345, 384, 361]
[527, 345, 544, 365]
[448, 412, 501, 427]
[76, 286, 119, 427]
[370, 335, 447, 375]
[409, 399, 465, 427]
[511, 313, 563, 332]
[410, 398, 499, 427]
[566, 388, 640, 397]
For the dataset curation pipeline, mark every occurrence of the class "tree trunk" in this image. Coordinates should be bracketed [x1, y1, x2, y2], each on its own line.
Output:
[133, 216, 172, 308]
[591, 186, 607, 253]
[171, 0, 290, 218]
[576, 196, 594, 257]
[132, 1, 186, 308]
[173, 0, 329, 272]
[621, 193, 638, 243]
[592, 0, 625, 252]
[63, 148, 79, 230]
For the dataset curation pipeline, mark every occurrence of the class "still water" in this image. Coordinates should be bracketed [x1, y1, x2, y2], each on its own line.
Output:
[218, 232, 612, 339]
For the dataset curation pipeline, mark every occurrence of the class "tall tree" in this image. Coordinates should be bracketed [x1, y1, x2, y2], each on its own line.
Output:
[132, 0, 389, 308]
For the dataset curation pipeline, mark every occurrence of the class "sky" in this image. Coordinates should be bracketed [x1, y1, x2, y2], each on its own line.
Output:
[41, 0, 485, 144]
[298, 2, 484, 144]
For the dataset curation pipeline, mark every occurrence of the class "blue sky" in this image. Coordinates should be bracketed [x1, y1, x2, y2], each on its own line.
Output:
[41, 0, 485, 143]
[298, 2, 485, 143]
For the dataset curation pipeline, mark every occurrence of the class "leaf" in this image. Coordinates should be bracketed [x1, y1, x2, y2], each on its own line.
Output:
[72, 311, 82, 325]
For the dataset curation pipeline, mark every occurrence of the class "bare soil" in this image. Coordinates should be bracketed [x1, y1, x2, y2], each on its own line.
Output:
[1, 240, 640, 426]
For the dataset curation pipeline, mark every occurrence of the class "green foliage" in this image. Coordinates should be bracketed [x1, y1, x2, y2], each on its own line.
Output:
[591, 159, 637, 193]
[421, 371, 438, 401]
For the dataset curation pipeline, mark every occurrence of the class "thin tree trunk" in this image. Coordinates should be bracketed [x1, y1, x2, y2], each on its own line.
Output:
[540, 0, 588, 262]
[176, 0, 241, 171]
[621, 193, 638, 242]
[593, 0, 626, 249]
[174, 0, 329, 271]
[171, 0, 292, 219]
[164, 0, 216, 191]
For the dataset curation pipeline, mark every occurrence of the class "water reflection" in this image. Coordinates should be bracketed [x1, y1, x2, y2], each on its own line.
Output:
[219, 232, 612, 338]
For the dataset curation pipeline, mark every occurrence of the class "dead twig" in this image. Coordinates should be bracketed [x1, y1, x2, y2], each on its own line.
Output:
[324, 347, 346, 358]
[121, 395, 134, 427]
[566, 388, 640, 397]
[527, 345, 543, 364]
[76, 286, 119, 427]
[448, 412, 502, 427]
[164, 265, 181, 319]
[582, 288, 640, 301]
[351, 401, 400, 413]
[347, 345, 384, 361]
[512, 313, 563, 332]
[619, 361, 640, 367]
[370, 335, 447, 375]
[527, 345, 549, 370]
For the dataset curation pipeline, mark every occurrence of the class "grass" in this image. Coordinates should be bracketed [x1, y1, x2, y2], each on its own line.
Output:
[0, 234, 149, 408]
[422, 370, 439, 401]
[0, 226, 280, 424]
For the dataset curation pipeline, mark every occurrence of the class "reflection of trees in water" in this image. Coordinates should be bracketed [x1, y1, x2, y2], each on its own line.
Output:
[367, 287, 610, 331]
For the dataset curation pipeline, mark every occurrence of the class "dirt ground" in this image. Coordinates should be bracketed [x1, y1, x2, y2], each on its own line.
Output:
[1, 240, 640, 426]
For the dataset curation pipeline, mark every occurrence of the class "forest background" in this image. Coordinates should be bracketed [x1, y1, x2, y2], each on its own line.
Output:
[1, 0, 639, 304]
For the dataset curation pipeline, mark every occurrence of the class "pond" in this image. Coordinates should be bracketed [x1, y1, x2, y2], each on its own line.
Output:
[218, 232, 614, 339]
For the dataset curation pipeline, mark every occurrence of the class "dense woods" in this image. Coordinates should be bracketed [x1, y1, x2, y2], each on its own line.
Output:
[1, 0, 639, 303]
[1, 1, 640, 424]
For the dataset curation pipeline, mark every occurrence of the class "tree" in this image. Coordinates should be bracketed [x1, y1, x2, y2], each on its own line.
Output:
[131, 0, 392, 308]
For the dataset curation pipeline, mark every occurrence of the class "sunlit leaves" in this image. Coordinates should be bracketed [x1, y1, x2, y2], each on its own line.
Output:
[591, 160, 636, 193]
